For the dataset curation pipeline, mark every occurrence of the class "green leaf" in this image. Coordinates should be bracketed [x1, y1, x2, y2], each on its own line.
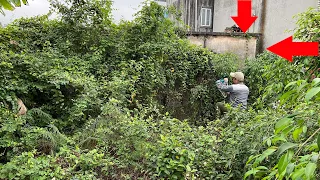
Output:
[246, 154, 260, 165]
[286, 112, 303, 118]
[284, 81, 297, 90]
[297, 81, 308, 93]
[305, 87, 320, 101]
[278, 150, 294, 177]
[255, 166, 269, 170]
[0, 0, 14, 10]
[262, 169, 277, 180]
[0, 7, 4, 15]
[272, 135, 287, 144]
[282, 125, 295, 136]
[317, 134, 320, 150]
[286, 163, 295, 175]
[11, 0, 21, 7]
[311, 78, 320, 87]
[292, 127, 303, 141]
[186, 164, 191, 172]
[280, 90, 295, 105]
[267, 139, 271, 147]
[253, 147, 277, 167]
[278, 154, 287, 178]
[291, 168, 305, 180]
[275, 118, 292, 134]
[244, 169, 259, 179]
[303, 126, 307, 133]
[305, 163, 316, 179]
[277, 142, 297, 157]
[306, 143, 318, 151]
[310, 154, 319, 163]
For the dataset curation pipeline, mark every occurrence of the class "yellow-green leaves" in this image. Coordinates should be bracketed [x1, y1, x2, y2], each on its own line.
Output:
[280, 78, 320, 105]
[311, 78, 320, 87]
[305, 163, 317, 180]
[244, 166, 268, 180]
[278, 150, 294, 178]
[11, 0, 22, 7]
[305, 78, 320, 101]
[292, 126, 304, 141]
[0, 0, 28, 15]
[305, 87, 320, 101]
[317, 134, 320, 149]
[0, 0, 15, 10]
[277, 143, 297, 157]
[249, 147, 277, 168]
[275, 118, 292, 134]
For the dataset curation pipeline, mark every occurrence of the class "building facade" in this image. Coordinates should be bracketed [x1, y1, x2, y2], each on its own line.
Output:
[167, 0, 319, 50]
[154, 0, 167, 6]
[167, 0, 214, 32]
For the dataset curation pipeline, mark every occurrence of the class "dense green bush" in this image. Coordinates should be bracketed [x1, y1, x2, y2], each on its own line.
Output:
[0, 0, 319, 179]
[0, 0, 237, 178]
[241, 8, 320, 180]
[244, 78, 320, 179]
[244, 52, 306, 108]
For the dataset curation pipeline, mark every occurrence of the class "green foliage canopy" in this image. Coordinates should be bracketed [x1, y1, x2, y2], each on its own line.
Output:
[0, 0, 319, 179]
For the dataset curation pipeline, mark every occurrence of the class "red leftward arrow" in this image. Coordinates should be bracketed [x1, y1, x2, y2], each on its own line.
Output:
[267, 36, 319, 62]
[231, 0, 258, 33]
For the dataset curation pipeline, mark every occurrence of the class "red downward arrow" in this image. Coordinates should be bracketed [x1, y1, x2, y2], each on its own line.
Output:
[267, 36, 319, 62]
[231, 0, 258, 33]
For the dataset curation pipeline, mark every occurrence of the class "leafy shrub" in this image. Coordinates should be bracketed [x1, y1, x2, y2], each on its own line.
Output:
[1, 0, 319, 179]
[0, 148, 113, 179]
[245, 78, 320, 179]
[245, 52, 306, 108]
[0, 151, 65, 180]
[242, 9, 320, 179]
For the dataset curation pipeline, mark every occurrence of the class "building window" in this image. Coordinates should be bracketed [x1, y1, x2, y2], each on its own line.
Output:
[200, 8, 212, 27]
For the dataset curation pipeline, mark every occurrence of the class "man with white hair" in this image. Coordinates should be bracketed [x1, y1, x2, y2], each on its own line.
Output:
[216, 72, 249, 114]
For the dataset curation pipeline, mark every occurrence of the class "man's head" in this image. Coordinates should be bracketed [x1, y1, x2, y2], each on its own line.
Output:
[230, 72, 245, 84]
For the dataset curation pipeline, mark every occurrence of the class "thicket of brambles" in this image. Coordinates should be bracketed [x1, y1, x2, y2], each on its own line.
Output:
[0, 0, 319, 179]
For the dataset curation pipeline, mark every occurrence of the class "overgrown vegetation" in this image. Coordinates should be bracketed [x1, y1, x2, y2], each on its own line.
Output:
[0, 1, 319, 179]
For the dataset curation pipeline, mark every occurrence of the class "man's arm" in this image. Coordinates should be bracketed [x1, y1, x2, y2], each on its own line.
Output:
[216, 79, 234, 92]
[219, 84, 234, 92]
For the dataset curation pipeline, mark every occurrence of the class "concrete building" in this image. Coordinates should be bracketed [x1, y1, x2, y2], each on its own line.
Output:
[167, 0, 319, 55]
[167, 0, 214, 32]
[213, 0, 318, 50]
[154, 0, 167, 6]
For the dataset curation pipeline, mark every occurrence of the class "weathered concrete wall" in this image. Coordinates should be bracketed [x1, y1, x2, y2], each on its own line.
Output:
[188, 36, 204, 47]
[213, 0, 263, 33]
[262, 0, 318, 49]
[206, 36, 257, 59]
[212, 0, 318, 50]
[187, 33, 259, 60]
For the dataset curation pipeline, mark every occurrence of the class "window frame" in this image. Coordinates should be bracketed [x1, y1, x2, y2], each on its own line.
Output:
[200, 7, 212, 27]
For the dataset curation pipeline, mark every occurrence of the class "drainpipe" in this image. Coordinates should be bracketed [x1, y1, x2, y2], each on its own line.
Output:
[258, 0, 267, 53]
[318, 0, 320, 11]
[185, 0, 188, 28]
[212, 0, 215, 32]
[188, 0, 190, 28]
[195, 0, 197, 31]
